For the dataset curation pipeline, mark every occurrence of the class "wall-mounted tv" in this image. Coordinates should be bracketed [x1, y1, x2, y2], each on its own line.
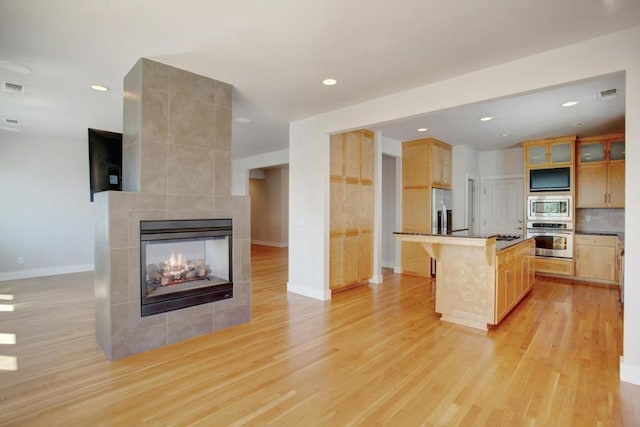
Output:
[88, 128, 122, 201]
[529, 167, 570, 192]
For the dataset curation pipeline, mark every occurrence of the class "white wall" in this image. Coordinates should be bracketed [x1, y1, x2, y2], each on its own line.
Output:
[478, 147, 524, 177]
[452, 145, 479, 230]
[381, 154, 397, 268]
[288, 26, 640, 384]
[0, 133, 95, 279]
[232, 149, 289, 196]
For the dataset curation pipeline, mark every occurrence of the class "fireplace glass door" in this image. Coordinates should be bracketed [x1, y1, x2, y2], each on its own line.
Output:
[140, 219, 233, 316]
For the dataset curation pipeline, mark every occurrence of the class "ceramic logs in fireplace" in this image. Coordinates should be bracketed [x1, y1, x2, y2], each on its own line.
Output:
[140, 219, 233, 316]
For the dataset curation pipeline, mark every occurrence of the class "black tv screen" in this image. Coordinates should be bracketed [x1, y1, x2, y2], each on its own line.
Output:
[529, 167, 570, 192]
[88, 128, 122, 201]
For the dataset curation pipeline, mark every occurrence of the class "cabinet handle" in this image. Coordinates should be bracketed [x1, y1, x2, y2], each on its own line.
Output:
[604, 193, 607, 204]
[608, 193, 611, 205]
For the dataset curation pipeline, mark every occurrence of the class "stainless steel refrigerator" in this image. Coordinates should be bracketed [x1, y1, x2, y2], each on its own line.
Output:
[431, 188, 452, 275]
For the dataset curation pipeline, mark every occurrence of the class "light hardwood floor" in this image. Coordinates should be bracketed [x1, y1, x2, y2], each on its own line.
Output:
[0, 245, 638, 426]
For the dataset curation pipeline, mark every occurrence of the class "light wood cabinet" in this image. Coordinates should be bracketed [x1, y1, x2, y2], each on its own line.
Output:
[495, 239, 535, 323]
[535, 257, 574, 276]
[430, 140, 452, 189]
[575, 234, 619, 283]
[400, 137, 452, 277]
[577, 133, 625, 208]
[523, 136, 575, 168]
[329, 130, 374, 292]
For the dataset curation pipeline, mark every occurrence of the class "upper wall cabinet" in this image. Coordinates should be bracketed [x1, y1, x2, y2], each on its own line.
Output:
[523, 135, 575, 168]
[430, 140, 452, 189]
[577, 133, 625, 208]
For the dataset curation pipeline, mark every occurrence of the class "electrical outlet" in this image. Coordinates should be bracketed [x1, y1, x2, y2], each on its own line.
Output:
[17, 257, 24, 265]
[586, 215, 591, 222]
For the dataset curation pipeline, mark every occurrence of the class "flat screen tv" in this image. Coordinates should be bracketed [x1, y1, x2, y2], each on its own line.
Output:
[88, 128, 122, 201]
[529, 167, 570, 192]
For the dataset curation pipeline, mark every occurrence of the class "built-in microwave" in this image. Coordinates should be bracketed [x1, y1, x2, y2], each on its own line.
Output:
[527, 195, 572, 222]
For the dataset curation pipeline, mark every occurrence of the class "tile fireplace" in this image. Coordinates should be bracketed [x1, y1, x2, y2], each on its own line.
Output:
[94, 58, 251, 360]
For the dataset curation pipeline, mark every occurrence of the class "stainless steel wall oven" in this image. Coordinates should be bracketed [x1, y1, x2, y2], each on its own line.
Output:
[526, 221, 573, 259]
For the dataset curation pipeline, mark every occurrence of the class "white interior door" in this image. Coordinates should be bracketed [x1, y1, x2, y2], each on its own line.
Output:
[480, 177, 524, 235]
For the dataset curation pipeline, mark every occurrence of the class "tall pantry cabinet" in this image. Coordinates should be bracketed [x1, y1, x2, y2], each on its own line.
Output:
[401, 138, 452, 277]
[329, 130, 374, 293]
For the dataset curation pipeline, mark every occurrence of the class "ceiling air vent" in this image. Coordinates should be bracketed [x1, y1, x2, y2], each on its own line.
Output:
[1, 81, 26, 94]
[599, 88, 617, 100]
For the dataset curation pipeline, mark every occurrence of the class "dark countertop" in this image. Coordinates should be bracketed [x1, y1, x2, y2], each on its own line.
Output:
[393, 231, 530, 251]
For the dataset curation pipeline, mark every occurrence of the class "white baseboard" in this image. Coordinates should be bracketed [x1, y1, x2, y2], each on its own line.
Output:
[369, 274, 383, 284]
[393, 266, 403, 274]
[0, 263, 94, 282]
[251, 240, 288, 248]
[381, 261, 395, 269]
[286, 281, 330, 301]
[620, 356, 640, 385]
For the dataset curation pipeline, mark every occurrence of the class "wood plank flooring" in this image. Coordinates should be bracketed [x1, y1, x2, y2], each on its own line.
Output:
[0, 245, 638, 426]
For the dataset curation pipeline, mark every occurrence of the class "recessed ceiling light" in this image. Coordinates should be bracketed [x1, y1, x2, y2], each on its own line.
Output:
[91, 84, 109, 92]
[562, 101, 579, 107]
[0, 60, 32, 74]
[480, 116, 493, 122]
[322, 78, 337, 86]
[501, 132, 512, 137]
[574, 122, 583, 127]
[417, 128, 427, 132]
[235, 117, 252, 124]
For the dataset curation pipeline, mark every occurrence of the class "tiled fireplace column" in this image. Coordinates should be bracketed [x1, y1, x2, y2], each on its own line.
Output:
[94, 59, 251, 360]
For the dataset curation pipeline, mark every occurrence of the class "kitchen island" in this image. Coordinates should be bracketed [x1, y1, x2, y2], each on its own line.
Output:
[394, 232, 535, 330]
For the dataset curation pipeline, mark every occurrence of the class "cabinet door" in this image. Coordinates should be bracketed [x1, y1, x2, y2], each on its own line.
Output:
[608, 161, 625, 208]
[329, 236, 344, 289]
[343, 233, 360, 285]
[579, 141, 605, 163]
[575, 244, 616, 281]
[360, 132, 375, 181]
[496, 265, 509, 321]
[527, 145, 548, 166]
[330, 134, 344, 177]
[403, 142, 430, 187]
[344, 132, 361, 179]
[358, 231, 373, 282]
[345, 182, 360, 231]
[360, 183, 374, 232]
[430, 142, 451, 188]
[402, 187, 431, 231]
[401, 241, 430, 277]
[550, 142, 572, 165]
[330, 179, 346, 234]
[577, 163, 607, 208]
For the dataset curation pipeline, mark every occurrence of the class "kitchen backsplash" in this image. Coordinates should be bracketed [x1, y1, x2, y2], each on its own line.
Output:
[576, 208, 625, 232]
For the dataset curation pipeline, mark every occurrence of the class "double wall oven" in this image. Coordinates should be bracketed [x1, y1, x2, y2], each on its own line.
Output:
[526, 195, 574, 259]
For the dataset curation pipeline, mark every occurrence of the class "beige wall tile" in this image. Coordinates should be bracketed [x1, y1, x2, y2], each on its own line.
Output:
[139, 141, 168, 194]
[110, 249, 129, 305]
[141, 87, 168, 143]
[214, 106, 231, 151]
[167, 195, 214, 211]
[168, 95, 216, 148]
[167, 145, 214, 195]
[168, 312, 214, 344]
[169, 67, 216, 104]
[215, 81, 232, 108]
[141, 58, 169, 92]
[214, 150, 231, 196]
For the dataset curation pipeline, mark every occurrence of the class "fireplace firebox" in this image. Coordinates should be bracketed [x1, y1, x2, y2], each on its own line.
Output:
[140, 219, 233, 316]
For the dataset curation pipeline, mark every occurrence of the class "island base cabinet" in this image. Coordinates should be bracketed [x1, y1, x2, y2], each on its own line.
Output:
[495, 240, 535, 324]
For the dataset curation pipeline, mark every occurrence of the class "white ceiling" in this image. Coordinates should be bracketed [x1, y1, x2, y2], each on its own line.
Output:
[0, 1, 638, 158]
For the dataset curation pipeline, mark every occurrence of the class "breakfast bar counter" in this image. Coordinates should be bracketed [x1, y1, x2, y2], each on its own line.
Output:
[394, 232, 535, 330]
